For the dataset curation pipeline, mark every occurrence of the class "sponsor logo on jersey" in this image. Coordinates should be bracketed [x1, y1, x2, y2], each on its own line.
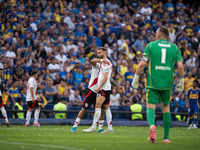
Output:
[155, 66, 171, 71]
[158, 43, 171, 47]
[85, 103, 88, 108]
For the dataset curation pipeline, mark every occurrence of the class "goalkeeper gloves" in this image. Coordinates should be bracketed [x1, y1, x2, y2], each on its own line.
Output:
[175, 78, 184, 92]
[131, 74, 139, 89]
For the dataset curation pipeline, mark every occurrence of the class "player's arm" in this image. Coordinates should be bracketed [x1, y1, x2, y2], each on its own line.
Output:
[175, 46, 184, 92]
[30, 87, 35, 103]
[110, 78, 124, 92]
[91, 58, 110, 66]
[95, 72, 108, 92]
[186, 95, 189, 109]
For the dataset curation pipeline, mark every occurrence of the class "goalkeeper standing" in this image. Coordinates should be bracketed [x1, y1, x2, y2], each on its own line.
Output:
[132, 26, 184, 143]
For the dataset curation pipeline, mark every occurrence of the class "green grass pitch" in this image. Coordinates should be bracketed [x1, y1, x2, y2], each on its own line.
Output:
[0, 125, 199, 150]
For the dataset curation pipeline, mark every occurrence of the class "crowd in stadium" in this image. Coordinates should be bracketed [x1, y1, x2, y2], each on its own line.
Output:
[0, 0, 200, 120]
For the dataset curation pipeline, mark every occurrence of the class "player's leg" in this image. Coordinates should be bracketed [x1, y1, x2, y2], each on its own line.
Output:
[0, 97, 10, 127]
[71, 107, 87, 132]
[102, 104, 113, 133]
[161, 103, 171, 143]
[91, 95, 105, 130]
[72, 90, 96, 132]
[98, 109, 105, 132]
[33, 101, 41, 127]
[160, 89, 172, 143]
[193, 105, 199, 129]
[25, 108, 33, 127]
[188, 107, 194, 129]
[146, 89, 159, 143]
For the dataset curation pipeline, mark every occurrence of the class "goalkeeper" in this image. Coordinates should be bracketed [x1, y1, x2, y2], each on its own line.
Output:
[132, 26, 184, 143]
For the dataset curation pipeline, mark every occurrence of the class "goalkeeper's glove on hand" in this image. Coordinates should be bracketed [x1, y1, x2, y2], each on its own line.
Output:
[131, 74, 139, 89]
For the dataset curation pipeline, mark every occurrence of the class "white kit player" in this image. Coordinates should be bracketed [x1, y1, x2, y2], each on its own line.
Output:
[25, 70, 41, 127]
[71, 49, 123, 132]
[83, 47, 114, 133]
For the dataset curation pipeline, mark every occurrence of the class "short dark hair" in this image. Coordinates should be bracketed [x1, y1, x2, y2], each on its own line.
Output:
[31, 70, 38, 76]
[193, 79, 199, 84]
[159, 26, 169, 37]
[17, 97, 23, 103]
[98, 47, 107, 52]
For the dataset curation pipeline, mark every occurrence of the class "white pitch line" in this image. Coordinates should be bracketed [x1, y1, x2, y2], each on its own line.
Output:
[0, 141, 84, 150]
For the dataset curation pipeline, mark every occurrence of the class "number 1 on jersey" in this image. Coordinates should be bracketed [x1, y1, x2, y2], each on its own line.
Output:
[161, 48, 166, 64]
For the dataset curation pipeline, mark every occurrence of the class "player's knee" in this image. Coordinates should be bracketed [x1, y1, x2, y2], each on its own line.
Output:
[28, 108, 33, 112]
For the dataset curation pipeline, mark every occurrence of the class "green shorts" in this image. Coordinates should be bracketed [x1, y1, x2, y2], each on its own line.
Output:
[146, 88, 172, 105]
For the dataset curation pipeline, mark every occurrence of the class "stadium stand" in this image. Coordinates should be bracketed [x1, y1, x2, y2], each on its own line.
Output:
[0, 0, 199, 124]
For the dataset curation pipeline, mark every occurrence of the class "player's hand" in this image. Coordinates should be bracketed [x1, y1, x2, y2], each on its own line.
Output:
[186, 105, 189, 109]
[37, 97, 41, 102]
[32, 98, 35, 103]
[95, 87, 101, 93]
[131, 75, 139, 89]
[175, 78, 184, 92]
[118, 86, 124, 92]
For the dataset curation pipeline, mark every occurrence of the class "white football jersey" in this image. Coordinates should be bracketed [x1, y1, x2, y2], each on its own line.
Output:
[97, 59, 112, 91]
[88, 63, 100, 92]
[26, 77, 37, 102]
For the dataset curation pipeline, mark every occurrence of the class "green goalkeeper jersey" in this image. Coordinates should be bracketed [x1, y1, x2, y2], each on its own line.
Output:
[143, 39, 183, 90]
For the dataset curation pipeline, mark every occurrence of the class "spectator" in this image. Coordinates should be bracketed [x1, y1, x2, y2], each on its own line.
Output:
[9, 81, 20, 104]
[140, 3, 152, 20]
[133, 35, 145, 52]
[44, 77, 57, 104]
[164, 0, 174, 14]
[110, 88, 121, 106]
[13, 97, 24, 119]
[177, 93, 187, 112]
[73, 67, 84, 88]
[184, 72, 194, 92]
[53, 98, 67, 119]
[69, 90, 82, 106]
[48, 58, 60, 80]
[57, 79, 69, 104]
[130, 98, 143, 120]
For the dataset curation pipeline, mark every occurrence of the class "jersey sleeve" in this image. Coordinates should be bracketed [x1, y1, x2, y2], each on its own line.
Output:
[94, 63, 100, 69]
[142, 42, 151, 62]
[176, 46, 183, 62]
[29, 78, 35, 88]
[101, 63, 110, 73]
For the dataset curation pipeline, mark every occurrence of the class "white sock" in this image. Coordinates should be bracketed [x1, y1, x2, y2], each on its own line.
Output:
[189, 124, 193, 127]
[92, 108, 101, 129]
[98, 120, 104, 130]
[73, 117, 81, 127]
[34, 109, 40, 124]
[26, 110, 32, 125]
[194, 124, 197, 127]
[1, 106, 8, 123]
[105, 108, 113, 130]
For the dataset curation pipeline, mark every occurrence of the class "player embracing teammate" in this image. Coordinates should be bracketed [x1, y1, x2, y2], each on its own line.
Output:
[71, 47, 123, 133]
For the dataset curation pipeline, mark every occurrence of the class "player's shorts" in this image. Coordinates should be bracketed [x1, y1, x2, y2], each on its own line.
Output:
[146, 88, 172, 105]
[82, 89, 97, 109]
[188, 105, 199, 116]
[27, 100, 40, 109]
[97, 90, 111, 105]
[0, 96, 3, 107]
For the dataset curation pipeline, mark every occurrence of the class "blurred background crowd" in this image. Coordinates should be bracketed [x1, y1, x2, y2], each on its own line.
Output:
[0, 0, 200, 120]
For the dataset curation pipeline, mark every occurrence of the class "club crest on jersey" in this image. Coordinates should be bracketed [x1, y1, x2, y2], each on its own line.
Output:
[97, 93, 102, 97]
[85, 103, 88, 108]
